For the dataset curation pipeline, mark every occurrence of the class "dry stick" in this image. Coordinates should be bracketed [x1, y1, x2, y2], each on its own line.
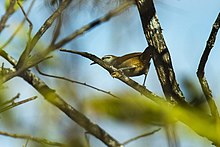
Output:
[135, 0, 186, 105]
[0, 131, 64, 146]
[197, 12, 220, 119]
[36, 66, 120, 99]
[16, 0, 71, 69]
[0, 0, 16, 33]
[122, 128, 161, 145]
[0, 51, 121, 147]
[0, 96, 37, 113]
[0, 0, 35, 49]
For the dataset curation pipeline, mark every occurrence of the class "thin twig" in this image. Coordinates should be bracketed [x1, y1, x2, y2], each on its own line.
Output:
[122, 128, 161, 145]
[17, 0, 33, 42]
[0, 93, 20, 107]
[0, 96, 37, 113]
[36, 65, 120, 99]
[0, 0, 35, 49]
[197, 13, 220, 119]
[0, 131, 65, 146]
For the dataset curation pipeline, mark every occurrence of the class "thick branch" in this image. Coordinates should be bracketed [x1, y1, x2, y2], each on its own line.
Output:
[135, 0, 186, 104]
[197, 13, 220, 119]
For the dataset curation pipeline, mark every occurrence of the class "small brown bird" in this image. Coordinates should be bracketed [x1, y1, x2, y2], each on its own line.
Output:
[92, 46, 153, 86]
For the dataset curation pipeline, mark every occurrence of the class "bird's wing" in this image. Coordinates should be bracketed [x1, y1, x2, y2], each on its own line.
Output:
[112, 53, 141, 67]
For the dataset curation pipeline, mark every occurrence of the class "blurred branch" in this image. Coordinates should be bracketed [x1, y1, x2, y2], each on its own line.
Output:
[36, 65, 120, 99]
[197, 13, 220, 119]
[0, 96, 37, 113]
[122, 128, 161, 145]
[0, 50, 121, 147]
[0, 131, 65, 146]
[135, 0, 186, 105]
[0, 0, 16, 33]
[0, 93, 20, 107]
[0, 0, 35, 49]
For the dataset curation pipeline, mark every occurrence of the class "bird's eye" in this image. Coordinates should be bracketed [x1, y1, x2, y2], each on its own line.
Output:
[102, 56, 111, 60]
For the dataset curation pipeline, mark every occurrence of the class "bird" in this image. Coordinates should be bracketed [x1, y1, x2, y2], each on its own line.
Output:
[91, 46, 153, 86]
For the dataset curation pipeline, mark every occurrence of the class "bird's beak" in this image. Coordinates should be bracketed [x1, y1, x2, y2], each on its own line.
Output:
[90, 62, 96, 65]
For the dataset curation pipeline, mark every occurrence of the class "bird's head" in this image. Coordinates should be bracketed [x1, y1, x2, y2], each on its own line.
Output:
[90, 55, 117, 65]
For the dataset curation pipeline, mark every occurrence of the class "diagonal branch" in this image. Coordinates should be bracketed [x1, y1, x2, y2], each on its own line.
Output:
[197, 13, 220, 119]
[135, 0, 186, 105]
[0, 50, 121, 147]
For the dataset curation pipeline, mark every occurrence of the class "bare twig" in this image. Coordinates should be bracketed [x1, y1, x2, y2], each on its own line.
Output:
[0, 93, 20, 107]
[36, 65, 120, 99]
[197, 13, 220, 119]
[0, 96, 37, 113]
[0, 0, 35, 49]
[0, 0, 16, 33]
[0, 131, 65, 146]
[122, 128, 161, 145]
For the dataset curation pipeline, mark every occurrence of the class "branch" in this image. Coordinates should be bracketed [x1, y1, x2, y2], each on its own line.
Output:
[122, 128, 161, 145]
[0, 96, 37, 113]
[0, 131, 65, 146]
[197, 13, 220, 119]
[36, 65, 120, 99]
[135, 0, 186, 105]
[0, 0, 16, 33]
